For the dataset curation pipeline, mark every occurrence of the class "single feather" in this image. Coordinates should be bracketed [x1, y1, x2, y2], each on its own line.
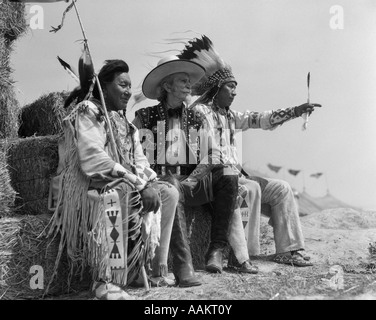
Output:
[57, 56, 79, 83]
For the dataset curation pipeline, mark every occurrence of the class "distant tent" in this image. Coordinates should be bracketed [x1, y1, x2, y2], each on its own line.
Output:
[288, 169, 300, 176]
[267, 163, 282, 173]
[310, 172, 323, 178]
[297, 191, 361, 216]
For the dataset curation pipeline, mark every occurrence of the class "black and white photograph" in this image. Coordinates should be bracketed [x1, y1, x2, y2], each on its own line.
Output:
[0, 0, 375, 303]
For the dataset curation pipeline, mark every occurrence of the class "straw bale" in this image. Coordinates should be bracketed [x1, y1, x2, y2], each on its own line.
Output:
[18, 92, 70, 137]
[185, 205, 212, 269]
[0, 1, 27, 139]
[0, 213, 91, 300]
[0, 34, 22, 141]
[0, 35, 12, 86]
[0, 147, 17, 217]
[0, 83, 21, 139]
[0, 0, 27, 43]
[1, 135, 60, 215]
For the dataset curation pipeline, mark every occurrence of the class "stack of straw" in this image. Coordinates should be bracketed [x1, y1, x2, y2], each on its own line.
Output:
[0, 214, 91, 300]
[184, 206, 212, 269]
[0, 148, 17, 217]
[0, 2, 92, 299]
[0, 0, 27, 139]
[18, 92, 69, 137]
[1, 135, 60, 215]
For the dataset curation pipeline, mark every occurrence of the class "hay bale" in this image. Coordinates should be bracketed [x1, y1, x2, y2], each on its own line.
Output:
[0, 35, 12, 86]
[0, 1, 27, 139]
[0, 34, 21, 140]
[0, 83, 21, 139]
[0, 147, 17, 217]
[1, 135, 60, 215]
[0, 0, 27, 43]
[185, 206, 212, 269]
[171, 204, 275, 269]
[0, 31, 21, 140]
[18, 92, 70, 138]
[166, 205, 211, 271]
[0, 213, 91, 300]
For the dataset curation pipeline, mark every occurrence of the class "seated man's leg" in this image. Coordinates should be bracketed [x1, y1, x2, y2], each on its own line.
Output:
[261, 179, 305, 254]
[205, 166, 238, 273]
[227, 201, 258, 273]
[159, 174, 201, 287]
[228, 208, 249, 263]
[239, 178, 262, 257]
[150, 181, 179, 281]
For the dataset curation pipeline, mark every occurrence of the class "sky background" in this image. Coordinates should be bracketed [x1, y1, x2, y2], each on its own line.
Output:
[9, 0, 376, 210]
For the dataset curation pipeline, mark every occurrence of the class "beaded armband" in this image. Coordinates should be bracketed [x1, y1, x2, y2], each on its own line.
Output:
[269, 107, 297, 126]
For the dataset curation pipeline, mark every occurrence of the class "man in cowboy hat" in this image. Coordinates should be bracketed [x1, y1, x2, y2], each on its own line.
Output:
[179, 35, 321, 267]
[133, 56, 257, 275]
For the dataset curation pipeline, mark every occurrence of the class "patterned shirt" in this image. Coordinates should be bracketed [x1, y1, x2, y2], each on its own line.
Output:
[188, 103, 297, 178]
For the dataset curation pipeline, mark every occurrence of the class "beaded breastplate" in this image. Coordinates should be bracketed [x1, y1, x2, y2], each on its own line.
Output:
[135, 102, 203, 170]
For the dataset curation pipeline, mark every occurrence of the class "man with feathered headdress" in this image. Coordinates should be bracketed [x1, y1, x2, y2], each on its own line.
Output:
[133, 56, 257, 275]
[179, 35, 321, 267]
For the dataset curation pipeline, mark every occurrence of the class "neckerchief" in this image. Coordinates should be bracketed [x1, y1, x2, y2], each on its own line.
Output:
[167, 107, 183, 118]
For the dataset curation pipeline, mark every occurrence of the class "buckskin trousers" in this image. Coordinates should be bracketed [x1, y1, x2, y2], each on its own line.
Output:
[240, 177, 305, 255]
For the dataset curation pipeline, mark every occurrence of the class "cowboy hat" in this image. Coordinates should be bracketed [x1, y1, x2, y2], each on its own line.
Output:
[142, 56, 205, 99]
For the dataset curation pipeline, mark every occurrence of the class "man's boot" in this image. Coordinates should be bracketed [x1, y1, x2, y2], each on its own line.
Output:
[150, 260, 175, 287]
[205, 243, 225, 273]
[170, 202, 201, 287]
[205, 167, 239, 273]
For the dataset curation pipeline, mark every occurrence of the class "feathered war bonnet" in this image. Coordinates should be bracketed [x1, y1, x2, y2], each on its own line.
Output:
[177, 35, 237, 98]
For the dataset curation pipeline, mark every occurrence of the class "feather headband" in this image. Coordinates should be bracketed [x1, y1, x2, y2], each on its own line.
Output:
[178, 35, 237, 96]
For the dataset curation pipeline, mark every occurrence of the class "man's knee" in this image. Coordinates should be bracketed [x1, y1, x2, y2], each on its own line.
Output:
[156, 181, 180, 204]
[158, 174, 184, 201]
[244, 180, 262, 197]
[266, 179, 294, 204]
[275, 179, 292, 195]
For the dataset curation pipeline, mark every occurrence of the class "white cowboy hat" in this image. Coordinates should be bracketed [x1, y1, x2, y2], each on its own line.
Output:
[142, 55, 205, 99]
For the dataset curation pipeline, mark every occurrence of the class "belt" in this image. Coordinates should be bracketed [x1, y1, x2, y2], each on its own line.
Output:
[158, 165, 193, 176]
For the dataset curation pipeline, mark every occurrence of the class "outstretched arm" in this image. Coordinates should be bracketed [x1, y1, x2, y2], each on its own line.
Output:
[232, 103, 322, 130]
